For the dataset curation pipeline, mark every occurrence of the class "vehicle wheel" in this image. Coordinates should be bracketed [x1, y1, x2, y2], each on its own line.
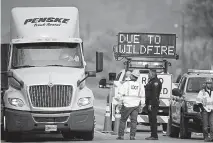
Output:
[81, 127, 94, 141]
[169, 108, 179, 138]
[180, 111, 191, 139]
[1, 123, 4, 140]
[1, 105, 5, 140]
[111, 121, 115, 131]
[162, 123, 167, 132]
[4, 116, 22, 142]
[4, 131, 22, 142]
[62, 131, 76, 140]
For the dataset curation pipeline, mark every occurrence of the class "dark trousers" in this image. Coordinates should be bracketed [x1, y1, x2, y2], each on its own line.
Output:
[202, 111, 213, 139]
[118, 105, 139, 137]
[148, 105, 158, 138]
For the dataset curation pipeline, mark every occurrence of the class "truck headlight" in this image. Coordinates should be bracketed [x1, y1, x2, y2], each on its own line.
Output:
[8, 98, 24, 107]
[78, 97, 91, 107]
[186, 101, 195, 112]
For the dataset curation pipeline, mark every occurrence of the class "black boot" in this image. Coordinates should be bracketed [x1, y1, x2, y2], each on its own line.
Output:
[130, 136, 135, 140]
[204, 134, 211, 142]
[116, 136, 124, 140]
[204, 137, 211, 142]
[145, 136, 158, 140]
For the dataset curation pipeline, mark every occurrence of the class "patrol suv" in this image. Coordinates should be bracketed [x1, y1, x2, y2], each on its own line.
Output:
[168, 69, 213, 139]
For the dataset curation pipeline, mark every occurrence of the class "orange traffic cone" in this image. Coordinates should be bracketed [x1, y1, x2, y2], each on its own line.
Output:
[111, 107, 121, 135]
[102, 103, 112, 133]
[125, 121, 131, 133]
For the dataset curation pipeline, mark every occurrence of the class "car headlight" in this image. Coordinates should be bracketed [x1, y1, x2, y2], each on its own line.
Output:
[8, 98, 24, 107]
[78, 97, 91, 107]
[186, 101, 195, 112]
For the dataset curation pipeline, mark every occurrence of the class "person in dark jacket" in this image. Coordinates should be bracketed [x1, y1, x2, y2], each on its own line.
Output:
[144, 69, 162, 140]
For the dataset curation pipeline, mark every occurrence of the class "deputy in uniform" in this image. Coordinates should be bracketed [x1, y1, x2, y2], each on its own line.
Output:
[115, 69, 144, 140]
[196, 77, 213, 142]
[145, 69, 162, 140]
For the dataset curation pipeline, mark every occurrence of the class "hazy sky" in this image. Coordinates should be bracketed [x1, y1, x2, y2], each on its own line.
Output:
[1, 0, 185, 43]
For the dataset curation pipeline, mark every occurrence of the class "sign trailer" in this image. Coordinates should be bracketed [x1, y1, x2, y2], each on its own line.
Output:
[114, 33, 178, 59]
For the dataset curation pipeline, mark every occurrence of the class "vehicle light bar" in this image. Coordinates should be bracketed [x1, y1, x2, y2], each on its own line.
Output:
[130, 61, 164, 67]
[188, 69, 213, 74]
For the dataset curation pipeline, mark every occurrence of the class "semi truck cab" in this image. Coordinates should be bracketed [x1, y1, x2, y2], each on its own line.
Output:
[1, 7, 103, 141]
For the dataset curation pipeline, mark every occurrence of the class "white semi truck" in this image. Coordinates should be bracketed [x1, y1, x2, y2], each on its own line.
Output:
[1, 7, 103, 141]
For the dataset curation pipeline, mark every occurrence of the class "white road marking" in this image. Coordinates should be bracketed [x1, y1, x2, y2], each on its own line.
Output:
[95, 124, 103, 130]
[94, 130, 107, 136]
[94, 124, 107, 136]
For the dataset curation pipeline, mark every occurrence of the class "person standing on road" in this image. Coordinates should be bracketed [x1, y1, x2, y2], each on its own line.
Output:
[144, 69, 162, 140]
[196, 77, 213, 142]
[115, 69, 144, 140]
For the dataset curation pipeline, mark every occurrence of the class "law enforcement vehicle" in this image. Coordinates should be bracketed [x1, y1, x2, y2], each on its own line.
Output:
[168, 69, 213, 139]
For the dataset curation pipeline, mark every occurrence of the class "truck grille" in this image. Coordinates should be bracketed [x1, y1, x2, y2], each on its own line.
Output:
[33, 116, 69, 123]
[29, 85, 73, 107]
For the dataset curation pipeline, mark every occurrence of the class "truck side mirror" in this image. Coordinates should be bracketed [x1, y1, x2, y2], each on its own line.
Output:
[96, 52, 103, 73]
[1, 43, 9, 91]
[99, 78, 107, 88]
[86, 71, 96, 77]
[172, 83, 179, 89]
[175, 54, 179, 60]
[176, 75, 182, 83]
[172, 88, 182, 97]
[109, 73, 116, 81]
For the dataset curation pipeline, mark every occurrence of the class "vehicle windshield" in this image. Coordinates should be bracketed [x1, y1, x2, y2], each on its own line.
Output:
[11, 42, 83, 68]
[186, 77, 213, 93]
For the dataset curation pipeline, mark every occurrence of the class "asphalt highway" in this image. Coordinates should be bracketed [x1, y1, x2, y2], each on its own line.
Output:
[1, 96, 204, 143]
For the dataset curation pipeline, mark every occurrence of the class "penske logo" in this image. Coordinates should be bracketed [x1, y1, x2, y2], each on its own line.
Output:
[24, 17, 70, 27]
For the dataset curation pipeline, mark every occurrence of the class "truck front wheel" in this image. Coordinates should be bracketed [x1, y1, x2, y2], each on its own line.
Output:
[111, 121, 115, 131]
[81, 127, 94, 141]
[162, 123, 167, 132]
[4, 131, 21, 142]
[62, 131, 76, 140]
[169, 108, 179, 138]
[4, 116, 22, 142]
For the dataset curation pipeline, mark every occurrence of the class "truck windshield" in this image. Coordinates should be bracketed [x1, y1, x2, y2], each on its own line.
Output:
[11, 42, 83, 68]
[186, 77, 213, 93]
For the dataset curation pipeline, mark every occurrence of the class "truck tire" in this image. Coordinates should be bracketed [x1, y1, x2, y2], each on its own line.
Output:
[1, 101, 5, 140]
[62, 131, 76, 140]
[111, 121, 115, 131]
[1, 123, 4, 140]
[180, 112, 191, 139]
[81, 127, 94, 141]
[4, 131, 21, 142]
[162, 123, 167, 132]
[4, 116, 22, 142]
[169, 108, 179, 138]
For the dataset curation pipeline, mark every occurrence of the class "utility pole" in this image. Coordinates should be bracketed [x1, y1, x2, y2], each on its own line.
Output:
[181, 11, 185, 73]
[179, 0, 187, 73]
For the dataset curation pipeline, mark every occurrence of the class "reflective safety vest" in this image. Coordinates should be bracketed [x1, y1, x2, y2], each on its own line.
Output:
[196, 89, 213, 112]
[125, 77, 131, 81]
[115, 80, 145, 107]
